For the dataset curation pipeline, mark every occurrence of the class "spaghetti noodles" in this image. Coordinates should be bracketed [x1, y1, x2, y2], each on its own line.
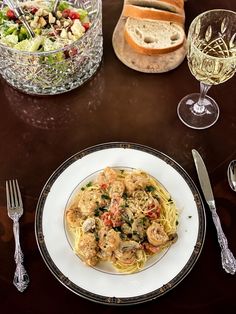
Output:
[66, 167, 178, 273]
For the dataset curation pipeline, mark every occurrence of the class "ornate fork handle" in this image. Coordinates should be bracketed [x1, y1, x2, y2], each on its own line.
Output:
[13, 216, 29, 292]
[209, 202, 236, 275]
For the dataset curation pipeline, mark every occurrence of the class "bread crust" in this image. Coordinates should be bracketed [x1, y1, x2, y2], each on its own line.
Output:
[123, 4, 185, 25]
[125, 0, 184, 10]
[159, 0, 184, 9]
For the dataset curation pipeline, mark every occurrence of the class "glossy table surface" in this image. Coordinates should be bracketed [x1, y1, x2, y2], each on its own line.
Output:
[0, 0, 236, 312]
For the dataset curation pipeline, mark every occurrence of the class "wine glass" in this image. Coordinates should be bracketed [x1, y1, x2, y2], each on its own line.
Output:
[177, 9, 236, 129]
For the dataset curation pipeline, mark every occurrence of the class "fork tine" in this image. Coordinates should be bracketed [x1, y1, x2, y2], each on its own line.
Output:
[15, 179, 23, 208]
[6, 181, 10, 208]
[12, 180, 19, 207]
[9, 180, 14, 207]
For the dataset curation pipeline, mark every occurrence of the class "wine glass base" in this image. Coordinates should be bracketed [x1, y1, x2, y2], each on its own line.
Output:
[177, 93, 220, 129]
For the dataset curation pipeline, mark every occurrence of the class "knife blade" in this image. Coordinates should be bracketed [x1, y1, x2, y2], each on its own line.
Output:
[192, 149, 214, 205]
[192, 149, 236, 275]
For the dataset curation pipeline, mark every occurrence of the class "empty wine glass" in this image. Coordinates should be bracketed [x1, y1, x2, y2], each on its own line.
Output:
[177, 9, 236, 129]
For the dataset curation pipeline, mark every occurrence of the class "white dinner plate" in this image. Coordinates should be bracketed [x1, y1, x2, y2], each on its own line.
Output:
[35, 142, 206, 305]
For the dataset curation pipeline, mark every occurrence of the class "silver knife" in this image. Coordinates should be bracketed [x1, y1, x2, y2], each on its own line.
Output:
[192, 149, 236, 275]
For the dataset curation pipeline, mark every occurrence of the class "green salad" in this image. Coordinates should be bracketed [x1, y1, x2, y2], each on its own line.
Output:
[0, 0, 91, 52]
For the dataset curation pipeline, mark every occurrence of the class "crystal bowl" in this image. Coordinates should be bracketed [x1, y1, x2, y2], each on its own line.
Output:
[0, 0, 103, 95]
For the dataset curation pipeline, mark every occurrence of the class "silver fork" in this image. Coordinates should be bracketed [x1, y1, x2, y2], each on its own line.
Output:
[6, 179, 29, 292]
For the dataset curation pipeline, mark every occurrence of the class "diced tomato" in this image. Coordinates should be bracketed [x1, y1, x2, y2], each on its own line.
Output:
[111, 207, 123, 227]
[69, 11, 80, 20]
[83, 23, 90, 31]
[101, 211, 122, 227]
[112, 219, 122, 227]
[30, 7, 38, 14]
[145, 210, 158, 219]
[145, 203, 160, 219]
[7, 9, 16, 20]
[100, 183, 108, 190]
[62, 9, 71, 18]
[101, 212, 113, 226]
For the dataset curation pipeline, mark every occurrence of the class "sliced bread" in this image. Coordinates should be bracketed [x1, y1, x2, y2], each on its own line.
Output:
[123, 4, 185, 25]
[112, 15, 187, 73]
[124, 17, 185, 55]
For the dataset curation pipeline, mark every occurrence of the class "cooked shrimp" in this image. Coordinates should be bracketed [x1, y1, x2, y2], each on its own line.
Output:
[124, 171, 149, 194]
[99, 228, 121, 258]
[146, 222, 169, 247]
[66, 207, 81, 227]
[143, 242, 161, 254]
[77, 233, 98, 266]
[97, 167, 117, 188]
[109, 180, 125, 198]
[78, 189, 104, 217]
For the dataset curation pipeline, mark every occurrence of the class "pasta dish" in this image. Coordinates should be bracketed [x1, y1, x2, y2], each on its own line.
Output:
[66, 167, 178, 273]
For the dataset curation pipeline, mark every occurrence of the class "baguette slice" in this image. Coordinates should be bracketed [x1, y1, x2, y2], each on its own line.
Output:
[123, 4, 185, 25]
[112, 16, 186, 73]
[124, 17, 185, 55]
[125, 0, 184, 11]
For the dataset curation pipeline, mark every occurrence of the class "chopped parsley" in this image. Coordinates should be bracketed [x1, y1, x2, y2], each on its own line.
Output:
[113, 226, 121, 232]
[81, 181, 93, 190]
[94, 206, 108, 216]
[94, 208, 100, 216]
[141, 216, 149, 226]
[145, 185, 156, 192]
[94, 232, 99, 241]
[123, 192, 128, 200]
[101, 194, 110, 200]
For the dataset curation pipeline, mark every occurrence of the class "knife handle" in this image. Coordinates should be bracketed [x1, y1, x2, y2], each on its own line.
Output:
[209, 202, 236, 275]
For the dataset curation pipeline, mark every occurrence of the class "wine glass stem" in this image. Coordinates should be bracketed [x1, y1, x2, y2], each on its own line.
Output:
[193, 82, 212, 114]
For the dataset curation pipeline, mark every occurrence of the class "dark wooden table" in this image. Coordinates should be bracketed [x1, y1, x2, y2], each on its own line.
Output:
[0, 0, 236, 313]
